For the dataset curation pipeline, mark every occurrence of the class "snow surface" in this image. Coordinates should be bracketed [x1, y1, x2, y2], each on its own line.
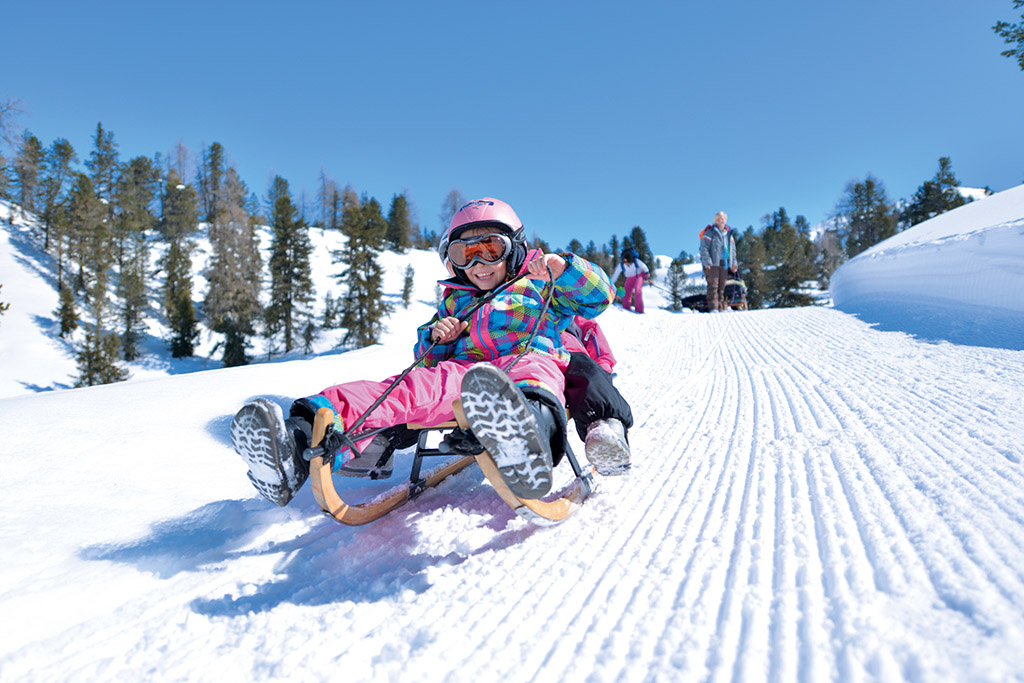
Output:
[1, 188, 1024, 682]
[830, 184, 1024, 350]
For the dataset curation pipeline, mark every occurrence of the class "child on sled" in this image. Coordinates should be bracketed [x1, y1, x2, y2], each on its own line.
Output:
[231, 196, 626, 507]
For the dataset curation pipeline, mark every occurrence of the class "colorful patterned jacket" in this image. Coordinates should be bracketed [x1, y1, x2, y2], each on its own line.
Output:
[414, 249, 614, 368]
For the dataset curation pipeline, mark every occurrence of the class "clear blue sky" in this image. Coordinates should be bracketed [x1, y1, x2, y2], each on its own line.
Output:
[4, 0, 1023, 258]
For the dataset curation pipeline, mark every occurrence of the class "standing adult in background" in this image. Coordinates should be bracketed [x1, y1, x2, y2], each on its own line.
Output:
[610, 248, 650, 313]
[700, 211, 738, 312]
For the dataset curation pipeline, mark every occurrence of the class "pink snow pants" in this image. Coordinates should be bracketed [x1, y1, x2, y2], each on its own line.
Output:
[622, 275, 645, 313]
[317, 354, 567, 445]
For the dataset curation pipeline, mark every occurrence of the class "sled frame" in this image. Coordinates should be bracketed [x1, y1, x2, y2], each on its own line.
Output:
[307, 403, 596, 526]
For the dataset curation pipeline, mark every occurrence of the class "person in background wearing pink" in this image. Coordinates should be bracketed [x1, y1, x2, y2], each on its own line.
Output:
[610, 248, 650, 313]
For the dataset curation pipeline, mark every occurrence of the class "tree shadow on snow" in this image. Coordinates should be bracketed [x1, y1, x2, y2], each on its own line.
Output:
[81, 411, 542, 616]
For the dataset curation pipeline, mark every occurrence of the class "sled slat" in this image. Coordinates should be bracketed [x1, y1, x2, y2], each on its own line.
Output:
[452, 401, 593, 525]
[308, 408, 474, 526]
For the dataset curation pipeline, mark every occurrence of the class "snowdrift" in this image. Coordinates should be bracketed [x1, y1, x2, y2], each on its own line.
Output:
[830, 184, 1024, 349]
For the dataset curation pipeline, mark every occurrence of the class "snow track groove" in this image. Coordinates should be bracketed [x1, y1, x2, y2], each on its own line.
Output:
[4, 306, 1024, 682]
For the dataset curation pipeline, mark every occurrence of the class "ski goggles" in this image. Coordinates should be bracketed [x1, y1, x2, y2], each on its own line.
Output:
[446, 233, 513, 268]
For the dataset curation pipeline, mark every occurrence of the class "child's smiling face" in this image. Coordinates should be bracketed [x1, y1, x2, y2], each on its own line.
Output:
[459, 227, 509, 290]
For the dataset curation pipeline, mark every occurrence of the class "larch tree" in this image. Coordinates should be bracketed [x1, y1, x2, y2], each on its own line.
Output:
[204, 167, 264, 367]
[13, 131, 44, 219]
[0, 98, 25, 201]
[438, 189, 466, 234]
[38, 138, 77, 251]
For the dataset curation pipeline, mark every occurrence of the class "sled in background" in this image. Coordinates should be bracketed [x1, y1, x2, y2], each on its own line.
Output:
[679, 278, 748, 312]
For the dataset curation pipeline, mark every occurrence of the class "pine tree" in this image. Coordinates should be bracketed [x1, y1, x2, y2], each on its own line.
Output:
[385, 193, 413, 251]
[66, 173, 106, 293]
[85, 122, 119, 221]
[837, 175, 896, 257]
[165, 242, 199, 357]
[55, 284, 79, 337]
[265, 175, 315, 354]
[197, 142, 225, 222]
[627, 226, 656, 277]
[993, 0, 1024, 70]
[13, 132, 44, 219]
[736, 227, 767, 310]
[204, 167, 264, 367]
[402, 265, 415, 307]
[115, 156, 161, 360]
[900, 157, 968, 229]
[0, 283, 10, 320]
[72, 172, 128, 386]
[322, 291, 339, 329]
[336, 195, 392, 348]
[75, 328, 129, 387]
[665, 257, 688, 311]
[159, 170, 200, 357]
[768, 219, 815, 308]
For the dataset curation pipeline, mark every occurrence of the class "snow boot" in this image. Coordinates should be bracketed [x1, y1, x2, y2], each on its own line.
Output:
[460, 363, 555, 499]
[230, 398, 312, 506]
[584, 418, 631, 476]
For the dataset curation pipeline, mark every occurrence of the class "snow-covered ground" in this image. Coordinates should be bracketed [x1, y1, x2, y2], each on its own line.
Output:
[1, 187, 1023, 682]
[830, 183, 1024, 350]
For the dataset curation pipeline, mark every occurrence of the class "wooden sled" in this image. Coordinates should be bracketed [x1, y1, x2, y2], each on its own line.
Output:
[307, 403, 596, 527]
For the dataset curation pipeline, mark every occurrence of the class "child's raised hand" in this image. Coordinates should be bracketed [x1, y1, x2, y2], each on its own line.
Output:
[431, 316, 468, 343]
[526, 253, 567, 281]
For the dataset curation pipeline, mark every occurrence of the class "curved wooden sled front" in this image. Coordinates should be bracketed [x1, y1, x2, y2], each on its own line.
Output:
[308, 408, 475, 525]
[452, 401, 593, 525]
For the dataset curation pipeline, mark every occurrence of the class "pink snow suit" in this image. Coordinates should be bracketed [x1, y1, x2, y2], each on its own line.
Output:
[313, 249, 614, 445]
[560, 316, 616, 374]
[610, 259, 650, 314]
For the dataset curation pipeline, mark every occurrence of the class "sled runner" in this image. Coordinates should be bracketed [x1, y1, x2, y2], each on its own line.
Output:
[306, 404, 596, 527]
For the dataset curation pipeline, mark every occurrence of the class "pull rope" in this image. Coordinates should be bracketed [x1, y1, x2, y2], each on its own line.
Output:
[502, 261, 556, 374]
[342, 268, 536, 439]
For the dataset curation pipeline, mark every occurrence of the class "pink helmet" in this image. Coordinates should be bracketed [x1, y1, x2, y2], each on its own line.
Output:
[438, 197, 528, 281]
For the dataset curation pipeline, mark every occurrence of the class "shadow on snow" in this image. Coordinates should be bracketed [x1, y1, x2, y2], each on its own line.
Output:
[79, 406, 540, 616]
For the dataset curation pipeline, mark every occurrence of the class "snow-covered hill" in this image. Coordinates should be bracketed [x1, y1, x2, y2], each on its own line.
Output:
[1, 187, 1023, 681]
[830, 183, 1024, 350]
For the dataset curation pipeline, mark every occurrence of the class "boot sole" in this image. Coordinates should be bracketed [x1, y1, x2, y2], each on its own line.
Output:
[585, 435, 632, 476]
[230, 400, 295, 506]
[461, 364, 553, 499]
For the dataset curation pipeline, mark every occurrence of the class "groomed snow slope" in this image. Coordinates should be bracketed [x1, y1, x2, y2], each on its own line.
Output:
[1, 303, 1023, 682]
